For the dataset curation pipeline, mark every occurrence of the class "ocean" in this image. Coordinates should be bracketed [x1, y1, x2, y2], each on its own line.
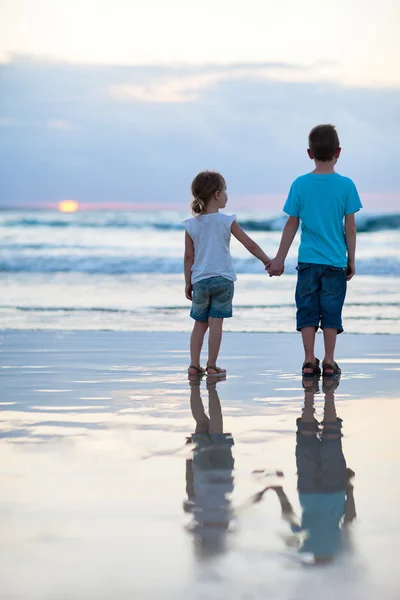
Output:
[0, 210, 399, 334]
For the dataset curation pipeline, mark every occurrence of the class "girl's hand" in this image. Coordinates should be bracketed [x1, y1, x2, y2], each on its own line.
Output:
[185, 284, 193, 300]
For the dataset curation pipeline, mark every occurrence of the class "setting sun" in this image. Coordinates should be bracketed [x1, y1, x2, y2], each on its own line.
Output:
[58, 200, 79, 213]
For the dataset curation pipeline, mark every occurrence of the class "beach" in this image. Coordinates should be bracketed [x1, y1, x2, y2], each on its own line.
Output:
[2, 1, 400, 596]
[1, 330, 400, 600]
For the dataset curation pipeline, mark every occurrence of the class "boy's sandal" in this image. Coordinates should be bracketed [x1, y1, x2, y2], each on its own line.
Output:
[302, 378, 320, 393]
[206, 365, 226, 376]
[301, 358, 321, 378]
[187, 365, 205, 376]
[322, 362, 341, 377]
[322, 377, 340, 393]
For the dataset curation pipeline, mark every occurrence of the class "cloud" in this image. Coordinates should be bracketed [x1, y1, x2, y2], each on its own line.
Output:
[0, 56, 399, 208]
[109, 75, 215, 103]
[108, 63, 331, 104]
[0, 117, 15, 126]
[46, 119, 75, 130]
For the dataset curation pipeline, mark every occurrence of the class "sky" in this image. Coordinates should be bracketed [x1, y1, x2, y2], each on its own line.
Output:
[0, 0, 399, 211]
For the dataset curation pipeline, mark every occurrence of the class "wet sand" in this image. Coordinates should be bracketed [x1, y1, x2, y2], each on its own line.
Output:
[1, 331, 399, 600]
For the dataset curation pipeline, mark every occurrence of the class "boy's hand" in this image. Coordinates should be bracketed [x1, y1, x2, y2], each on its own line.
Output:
[267, 257, 285, 276]
[347, 262, 355, 281]
[185, 284, 193, 300]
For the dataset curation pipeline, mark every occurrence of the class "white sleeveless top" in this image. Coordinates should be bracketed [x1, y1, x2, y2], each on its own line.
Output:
[184, 213, 237, 285]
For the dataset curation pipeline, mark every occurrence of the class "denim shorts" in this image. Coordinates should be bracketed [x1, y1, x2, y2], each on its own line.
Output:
[191, 276, 234, 321]
[295, 263, 347, 334]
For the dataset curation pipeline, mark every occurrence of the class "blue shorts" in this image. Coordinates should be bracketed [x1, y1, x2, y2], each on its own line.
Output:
[296, 418, 347, 493]
[295, 263, 347, 334]
[190, 276, 234, 321]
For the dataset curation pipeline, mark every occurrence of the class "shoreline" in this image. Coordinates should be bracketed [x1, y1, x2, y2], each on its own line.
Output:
[1, 328, 398, 335]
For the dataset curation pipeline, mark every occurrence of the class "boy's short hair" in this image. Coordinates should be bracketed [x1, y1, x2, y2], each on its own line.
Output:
[308, 124, 340, 162]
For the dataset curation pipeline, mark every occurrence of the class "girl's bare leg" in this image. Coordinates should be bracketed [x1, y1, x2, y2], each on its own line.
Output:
[189, 381, 209, 432]
[207, 317, 225, 373]
[189, 320, 209, 373]
[207, 381, 223, 434]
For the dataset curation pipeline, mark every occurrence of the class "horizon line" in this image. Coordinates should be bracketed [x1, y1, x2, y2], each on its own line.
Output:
[0, 192, 399, 212]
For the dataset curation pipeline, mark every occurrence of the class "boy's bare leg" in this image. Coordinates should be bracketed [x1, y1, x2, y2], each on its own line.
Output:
[298, 382, 319, 435]
[322, 386, 337, 427]
[301, 384, 317, 423]
[207, 317, 225, 372]
[323, 328, 337, 374]
[189, 320, 209, 371]
[321, 384, 342, 439]
[301, 326, 317, 373]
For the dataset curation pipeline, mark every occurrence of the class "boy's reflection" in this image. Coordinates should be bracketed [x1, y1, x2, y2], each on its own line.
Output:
[184, 378, 234, 558]
[256, 377, 356, 564]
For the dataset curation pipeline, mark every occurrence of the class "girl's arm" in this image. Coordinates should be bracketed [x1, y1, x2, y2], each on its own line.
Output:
[184, 231, 194, 300]
[273, 486, 298, 524]
[231, 221, 270, 265]
[252, 485, 299, 525]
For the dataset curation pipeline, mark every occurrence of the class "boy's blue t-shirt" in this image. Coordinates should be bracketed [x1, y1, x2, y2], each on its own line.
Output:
[283, 173, 363, 267]
[291, 491, 346, 557]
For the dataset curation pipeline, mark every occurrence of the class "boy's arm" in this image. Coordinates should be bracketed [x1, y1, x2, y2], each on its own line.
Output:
[345, 213, 357, 281]
[343, 483, 357, 525]
[184, 231, 194, 300]
[231, 221, 271, 265]
[268, 216, 299, 276]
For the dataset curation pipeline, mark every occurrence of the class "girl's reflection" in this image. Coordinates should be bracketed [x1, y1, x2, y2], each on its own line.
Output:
[184, 378, 234, 558]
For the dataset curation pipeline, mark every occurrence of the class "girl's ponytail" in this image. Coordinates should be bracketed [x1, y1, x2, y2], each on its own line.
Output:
[190, 170, 225, 216]
[191, 197, 205, 215]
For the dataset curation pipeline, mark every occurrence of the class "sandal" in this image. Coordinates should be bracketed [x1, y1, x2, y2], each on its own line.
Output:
[302, 358, 321, 378]
[322, 377, 340, 393]
[302, 378, 320, 393]
[322, 361, 341, 377]
[187, 365, 205, 376]
[206, 365, 227, 376]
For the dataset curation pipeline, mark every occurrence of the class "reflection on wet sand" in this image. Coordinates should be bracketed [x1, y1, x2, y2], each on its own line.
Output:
[3, 331, 400, 599]
[184, 378, 234, 558]
[254, 376, 356, 565]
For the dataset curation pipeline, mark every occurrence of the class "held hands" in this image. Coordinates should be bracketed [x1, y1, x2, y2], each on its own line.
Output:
[265, 257, 285, 277]
[185, 284, 193, 300]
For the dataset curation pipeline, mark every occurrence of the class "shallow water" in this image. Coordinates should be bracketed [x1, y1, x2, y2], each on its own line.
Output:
[1, 273, 399, 334]
[1, 210, 399, 334]
[1, 331, 399, 599]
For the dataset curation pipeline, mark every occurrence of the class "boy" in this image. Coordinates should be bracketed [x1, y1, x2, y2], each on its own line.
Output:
[268, 124, 362, 377]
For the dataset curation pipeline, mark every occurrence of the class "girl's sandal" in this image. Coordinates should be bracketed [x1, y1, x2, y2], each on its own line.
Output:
[187, 365, 205, 376]
[322, 361, 341, 378]
[301, 358, 321, 378]
[206, 365, 227, 376]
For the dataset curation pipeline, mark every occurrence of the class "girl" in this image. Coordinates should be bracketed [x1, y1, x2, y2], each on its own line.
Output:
[184, 170, 272, 376]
